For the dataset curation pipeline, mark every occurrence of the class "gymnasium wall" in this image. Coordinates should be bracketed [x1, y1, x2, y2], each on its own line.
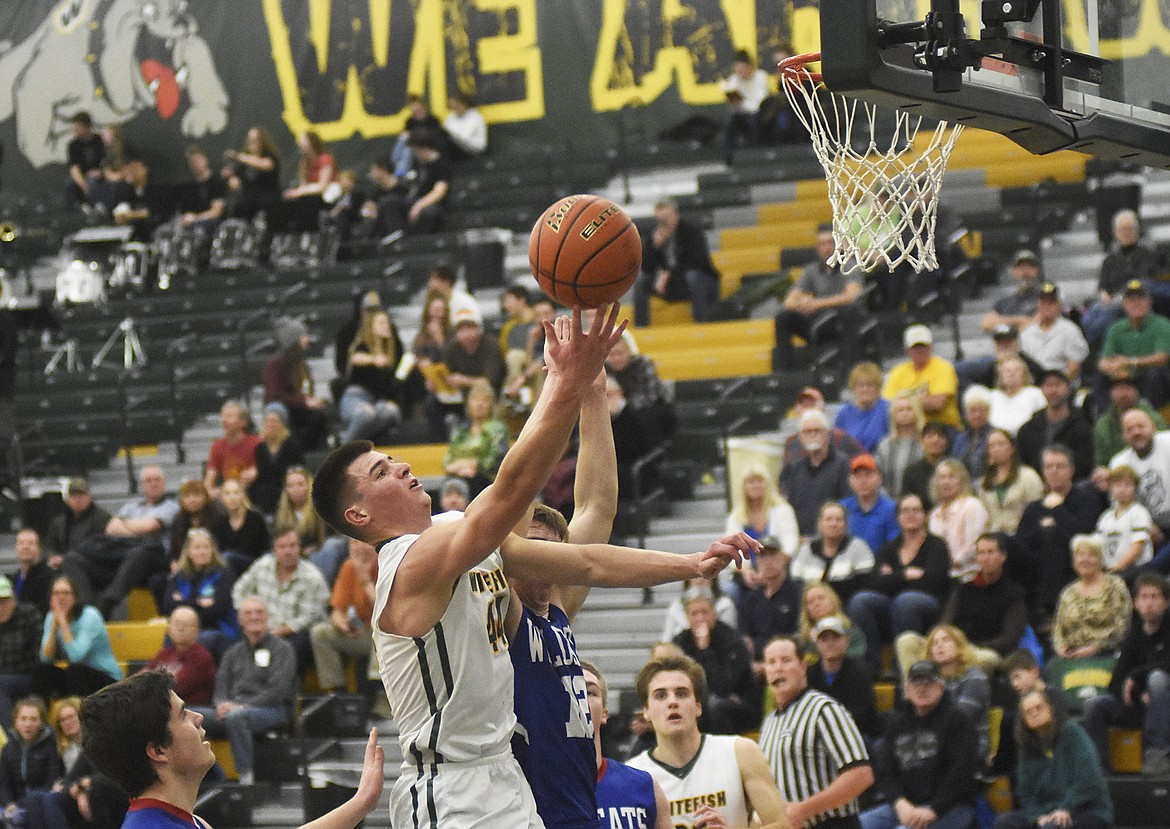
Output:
[0, 0, 1165, 196]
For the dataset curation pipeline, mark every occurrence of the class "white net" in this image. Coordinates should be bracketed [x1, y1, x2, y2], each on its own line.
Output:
[781, 58, 963, 274]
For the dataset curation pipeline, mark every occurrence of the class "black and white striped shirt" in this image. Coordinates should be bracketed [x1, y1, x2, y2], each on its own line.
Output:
[757, 687, 870, 825]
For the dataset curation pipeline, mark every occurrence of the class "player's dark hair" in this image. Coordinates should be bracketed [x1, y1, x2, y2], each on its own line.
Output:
[531, 504, 568, 542]
[71, 111, 92, 127]
[1135, 572, 1170, 600]
[635, 654, 708, 710]
[312, 440, 375, 539]
[764, 634, 806, 661]
[1003, 648, 1039, 674]
[80, 670, 175, 797]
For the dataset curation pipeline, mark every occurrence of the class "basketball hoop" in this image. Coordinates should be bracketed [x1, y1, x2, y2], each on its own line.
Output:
[778, 52, 963, 274]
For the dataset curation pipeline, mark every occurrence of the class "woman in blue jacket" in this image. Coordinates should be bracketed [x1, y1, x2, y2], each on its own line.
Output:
[161, 528, 240, 661]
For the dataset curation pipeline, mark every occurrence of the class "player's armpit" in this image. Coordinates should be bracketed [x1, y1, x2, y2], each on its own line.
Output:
[376, 522, 484, 637]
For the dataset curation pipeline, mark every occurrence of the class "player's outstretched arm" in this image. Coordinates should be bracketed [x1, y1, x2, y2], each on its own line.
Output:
[501, 531, 755, 588]
[735, 737, 791, 829]
[444, 304, 624, 577]
[297, 729, 384, 829]
[560, 368, 618, 619]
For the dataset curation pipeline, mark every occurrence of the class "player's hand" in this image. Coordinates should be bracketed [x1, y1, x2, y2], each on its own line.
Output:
[543, 303, 625, 392]
[693, 532, 758, 577]
[786, 800, 811, 829]
[346, 728, 385, 815]
[691, 803, 727, 829]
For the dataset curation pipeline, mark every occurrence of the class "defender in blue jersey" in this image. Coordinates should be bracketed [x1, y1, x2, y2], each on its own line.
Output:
[582, 661, 671, 829]
[79, 670, 384, 829]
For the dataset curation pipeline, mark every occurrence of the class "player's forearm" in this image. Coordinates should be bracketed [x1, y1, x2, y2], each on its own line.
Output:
[568, 385, 618, 543]
[561, 542, 700, 588]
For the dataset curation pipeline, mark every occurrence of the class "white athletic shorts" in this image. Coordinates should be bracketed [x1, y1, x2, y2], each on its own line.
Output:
[389, 751, 544, 828]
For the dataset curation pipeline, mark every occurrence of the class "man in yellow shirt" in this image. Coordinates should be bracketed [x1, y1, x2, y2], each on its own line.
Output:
[882, 325, 961, 428]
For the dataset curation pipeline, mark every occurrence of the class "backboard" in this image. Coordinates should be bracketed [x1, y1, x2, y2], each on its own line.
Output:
[818, 0, 1170, 169]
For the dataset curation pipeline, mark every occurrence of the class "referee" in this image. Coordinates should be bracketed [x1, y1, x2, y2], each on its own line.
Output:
[758, 632, 874, 829]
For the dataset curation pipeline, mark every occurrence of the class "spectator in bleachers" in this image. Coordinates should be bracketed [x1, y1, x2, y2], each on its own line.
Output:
[978, 430, 1044, 534]
[1051, 535, 1131, 661]
[725, 462, 800, 552]
[443, 93, 487, 159]
[1106, 409, 1170, 541]
[264, 316, 330, 451]
[0, 576, 42, 730]
[924, 625, 992, 761]
[606, 333, 676, 438]
[882, 325, 961, 429]
[992, 649, 1066, 776]
[671, 588, 758, 734]
[799, 583, 866, 661]
[46, 697, 83, 777]
[143, 606, 216, 706]
[928, 459, 988, 579]
[203, 401, 260, 500]
[847, 493, 952, 675]
[390, 95, 445, 175]
[989, 356, 1046, 437]
[1082, 209, 1161, 346]
[161, 529, 239, 661]
[1082, 572, 1170, 775]
[1019, 282, 1090, 384]
[231, 529, 329, 675]
[223, 127, 281, 221]
[438, 477, 470, 513]
[217, 480, 271, 576]
[1096, 466, 1154, 576]
[721, 49, 770, 164]
[901, 423, 951, 510]
[791, 503, 874, 606]
[633, 199, 721, 326]
[737, 538, 801, 667]
[950, 385, 992, 482]
[781, 409, 853, 537]
[1016, 369, 1094, 481]
[168, 480, 230, 569]
[443, 380, 510, 498]
[956, 323, 1046, 398]
[859, 660, 978, 829]
[774, 228, 864, 367]
[660, 579, 737, 643]
[836, 362, 891, 453]
[64, 112, 103, 208]
[338, 308, 405, 443]
[1092, 374, 1166, 469]
[309, 539, 379, 696]
[328, 169, 376, 245]
[606, 377, 664, 506]
[334, 290, 380, 381]
[981, 249, 1044, 335]
[191, 597, 296, 786]
[994, 689, 1113, 829]
[1013, 445, 1105, 629]
[85, 160, 131, 218]
[275, 131, 335, 232]
[1097, 279, 1170, 409]
[274, 466, 328, 555]
[373, 128, 451, 237]
[781, 386, 865, 467]
[442, 306, 505, 396]
[499, 285, 536, 402]
[897, 534, 1026, 677]
[427, 266, 480, 325]
[10, 529, 51, 616]
[178, 146, 228, 233]
[248, 403, 304, 517]
[804, 616, 880, 741]
[0, 697, 63, 824]
[31, 576, 121, 701]
[874, 392, 926, 499]
[112, 158, 166, 242]
[44, 479, 108, 568]
[62, 466, 179, 619]
[842, 453, 899, 554]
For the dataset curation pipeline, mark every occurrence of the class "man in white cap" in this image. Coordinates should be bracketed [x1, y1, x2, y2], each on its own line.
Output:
[881, 325, 960, 429]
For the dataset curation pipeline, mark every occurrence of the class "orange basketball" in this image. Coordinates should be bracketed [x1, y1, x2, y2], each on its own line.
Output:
[528, 194, 642, 308]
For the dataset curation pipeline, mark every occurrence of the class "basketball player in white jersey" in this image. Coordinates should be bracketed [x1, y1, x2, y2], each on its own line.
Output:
[628, 653, 789, 829]
[311, 305, 759, 829]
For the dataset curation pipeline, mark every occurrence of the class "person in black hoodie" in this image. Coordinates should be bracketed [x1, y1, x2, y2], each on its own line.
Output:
[808, 615, 880, 741]
[0, 698, 64, 824]
[859, 661, 978, 829]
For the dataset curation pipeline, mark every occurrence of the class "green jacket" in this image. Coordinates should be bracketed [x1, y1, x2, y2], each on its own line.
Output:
[1016, 719, 1113, 823]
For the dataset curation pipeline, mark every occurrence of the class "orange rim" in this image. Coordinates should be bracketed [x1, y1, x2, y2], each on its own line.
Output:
[778, 52, 823, 84]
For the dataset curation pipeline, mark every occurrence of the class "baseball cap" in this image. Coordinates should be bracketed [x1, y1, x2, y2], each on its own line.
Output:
[907, 660, 943, 684]
[1123, 279, 1149, 297]
[903, 324, 932, 348]
[813, 615, 848, 639]
[1013, 249, 1039, 267]
[452, 306, 482, 328]
[850, 453, 878, 472]
[0, 576, 13, 600]
[66, 477, 89, 495]
[1038, 281, 1060, 299]
[991, 323, 1019, 341]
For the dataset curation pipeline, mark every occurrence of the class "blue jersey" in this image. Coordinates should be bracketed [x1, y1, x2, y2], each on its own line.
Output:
[511, 603, 596, 828]
[596, 758, 658, 829]
[122, 799, 210, 829]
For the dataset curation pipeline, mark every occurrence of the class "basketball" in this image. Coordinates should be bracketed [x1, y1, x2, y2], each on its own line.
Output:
[529, 194, 642, 308]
